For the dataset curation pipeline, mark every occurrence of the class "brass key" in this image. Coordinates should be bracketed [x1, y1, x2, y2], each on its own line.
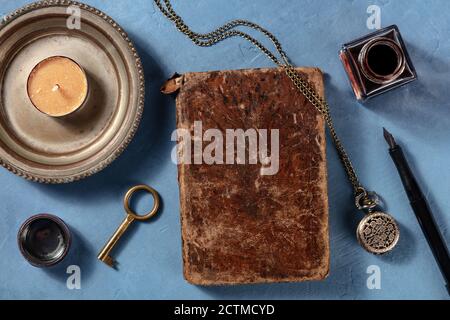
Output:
[98, 185, 160, 268]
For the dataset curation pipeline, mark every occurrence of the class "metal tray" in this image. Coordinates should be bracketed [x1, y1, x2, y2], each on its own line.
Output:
[0, 1, 144, 183]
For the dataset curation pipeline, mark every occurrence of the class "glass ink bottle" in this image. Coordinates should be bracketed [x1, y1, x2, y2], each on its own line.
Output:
[340, 25, 417, 101]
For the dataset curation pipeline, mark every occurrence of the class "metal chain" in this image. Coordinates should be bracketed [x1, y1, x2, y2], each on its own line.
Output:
[154, 0, 365, 195]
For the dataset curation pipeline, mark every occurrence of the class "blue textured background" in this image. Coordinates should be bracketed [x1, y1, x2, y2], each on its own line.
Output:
[0, 0, 449, 300]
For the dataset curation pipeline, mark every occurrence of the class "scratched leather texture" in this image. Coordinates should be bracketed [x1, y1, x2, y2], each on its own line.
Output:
[173, 67, 329, 285]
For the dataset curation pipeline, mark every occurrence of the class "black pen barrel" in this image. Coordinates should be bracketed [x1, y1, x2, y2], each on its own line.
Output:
[410, 197, 450, 287]
[389, 146, 423, 202]
[389, 146, 450, 292]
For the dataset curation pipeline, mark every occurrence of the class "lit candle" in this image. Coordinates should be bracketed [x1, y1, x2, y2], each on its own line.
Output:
[27, 56, 88, 117]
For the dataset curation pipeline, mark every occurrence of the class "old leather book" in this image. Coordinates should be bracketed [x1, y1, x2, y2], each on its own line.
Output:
[162, 67, 329, 285]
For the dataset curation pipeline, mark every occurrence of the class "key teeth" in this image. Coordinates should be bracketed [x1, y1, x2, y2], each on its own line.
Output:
[102, 256, 117, 268]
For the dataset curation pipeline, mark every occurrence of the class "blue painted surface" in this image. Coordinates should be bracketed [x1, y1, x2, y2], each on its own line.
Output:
[0, 0, 449, 300]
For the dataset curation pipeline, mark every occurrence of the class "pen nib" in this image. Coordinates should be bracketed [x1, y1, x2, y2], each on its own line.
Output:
[383, 128, 397, 149]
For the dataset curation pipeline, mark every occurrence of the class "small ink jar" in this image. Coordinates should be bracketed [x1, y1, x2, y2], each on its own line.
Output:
[340, 25, 417, 101]
[18, 214, 71, 268]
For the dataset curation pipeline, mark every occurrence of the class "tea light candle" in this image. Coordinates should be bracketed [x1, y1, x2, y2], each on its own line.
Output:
[27, 56, 88, 117]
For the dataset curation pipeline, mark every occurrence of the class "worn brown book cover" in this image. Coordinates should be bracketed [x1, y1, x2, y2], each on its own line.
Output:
[163, 67, 329, 285]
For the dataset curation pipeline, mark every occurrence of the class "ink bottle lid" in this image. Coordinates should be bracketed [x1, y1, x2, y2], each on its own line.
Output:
[18, 214, 72, 268]
[339, 25, 417, 101]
